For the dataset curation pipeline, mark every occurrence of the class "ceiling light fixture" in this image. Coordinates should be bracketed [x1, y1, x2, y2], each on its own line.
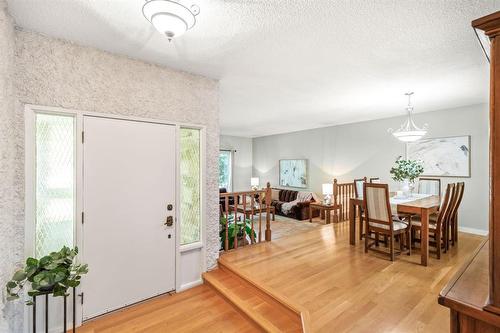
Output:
[143, 0, 200, 41]
[388, 92, 428, 142]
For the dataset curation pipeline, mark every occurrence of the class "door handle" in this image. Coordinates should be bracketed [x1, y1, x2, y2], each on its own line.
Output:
[164, 216, 174, 227]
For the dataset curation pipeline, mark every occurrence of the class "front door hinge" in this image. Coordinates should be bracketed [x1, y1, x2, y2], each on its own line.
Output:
[81, 131, 84, 143]
[81, 212, 84, 224]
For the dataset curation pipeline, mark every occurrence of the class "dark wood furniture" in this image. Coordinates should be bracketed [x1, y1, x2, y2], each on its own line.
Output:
[309, 202, 340, 224]
[439, 11, 500, 332]
[411, 183, 455, 259]
[350, 193, 441, 266]
[363, 183, 411, 261]
[448, 182, 465, 248]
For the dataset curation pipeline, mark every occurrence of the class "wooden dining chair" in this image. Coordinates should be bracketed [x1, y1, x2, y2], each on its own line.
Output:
[354, 177, 367, 240]
[363, 183, 411, 261]
[418, 178, 441, 196]
[370, 177, 381, 183]
[411, 183, 455, 259]
[447, 182, 465, 248]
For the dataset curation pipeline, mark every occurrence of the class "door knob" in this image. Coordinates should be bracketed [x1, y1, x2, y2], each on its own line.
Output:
[164, 216, 174, 227]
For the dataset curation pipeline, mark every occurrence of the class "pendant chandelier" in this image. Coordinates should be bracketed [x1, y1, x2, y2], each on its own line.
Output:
[143, 0, 200, 41]
[388, 92, 428, 142]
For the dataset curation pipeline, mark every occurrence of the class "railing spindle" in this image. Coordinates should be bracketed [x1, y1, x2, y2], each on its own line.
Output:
[250, 195, 255, 244]
[233, 194, 238, 249]
[225, 196, 229, 251]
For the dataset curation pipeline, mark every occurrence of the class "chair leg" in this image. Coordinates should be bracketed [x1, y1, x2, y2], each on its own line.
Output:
[407, 231, 411, 256]
[359, 209, 363, 240]
[436, 231, 441, 259]
[390, 235, 395, 261]
[375, 232, 379, 247]
[364, 228, 369, 253]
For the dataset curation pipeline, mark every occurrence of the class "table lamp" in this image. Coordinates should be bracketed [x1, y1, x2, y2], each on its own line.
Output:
[322, 183, 333, 205]
[251, 177, 260, 191]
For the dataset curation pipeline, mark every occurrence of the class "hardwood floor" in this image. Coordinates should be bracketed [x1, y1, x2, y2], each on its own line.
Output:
[220, 221, 485, 333]
[78, 220, 484, 332]
[77, 284, 260, 332]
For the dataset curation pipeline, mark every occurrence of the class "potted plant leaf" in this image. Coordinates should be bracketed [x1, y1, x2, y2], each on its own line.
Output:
[6, 246, 88, 305]
[390, 156, 424, 197]
[220, 214, 257, 250]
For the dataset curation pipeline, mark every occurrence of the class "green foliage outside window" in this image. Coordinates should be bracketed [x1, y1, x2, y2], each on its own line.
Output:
[180, 128, 201, 245]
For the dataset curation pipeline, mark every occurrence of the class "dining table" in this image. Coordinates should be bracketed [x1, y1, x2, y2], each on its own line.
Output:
[349, 193, 440, 266]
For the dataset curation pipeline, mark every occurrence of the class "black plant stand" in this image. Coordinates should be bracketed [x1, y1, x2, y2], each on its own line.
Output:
[32, 287, 76, 333]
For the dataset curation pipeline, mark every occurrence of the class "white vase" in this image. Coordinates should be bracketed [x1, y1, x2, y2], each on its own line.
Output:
[401, 179, 410, 198]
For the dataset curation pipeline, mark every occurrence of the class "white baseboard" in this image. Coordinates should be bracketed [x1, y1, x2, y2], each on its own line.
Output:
[178, 278, 203, 292]
[459, 226, 488, 236]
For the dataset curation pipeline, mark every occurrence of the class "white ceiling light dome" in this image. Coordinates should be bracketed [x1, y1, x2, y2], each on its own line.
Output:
[143, 0, 200, 41]
[388, 92, 428, 142]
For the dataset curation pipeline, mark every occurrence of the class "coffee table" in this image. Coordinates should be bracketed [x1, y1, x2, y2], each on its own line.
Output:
[309, 202, 341, 224]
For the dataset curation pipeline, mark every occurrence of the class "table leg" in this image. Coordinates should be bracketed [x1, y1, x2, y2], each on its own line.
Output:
[326, 210, 331, 224]
[349, 200, 356, 245]
[309, 206, 312, 223]
[320, 209, 325, 220]
[421, 208, 429, 266]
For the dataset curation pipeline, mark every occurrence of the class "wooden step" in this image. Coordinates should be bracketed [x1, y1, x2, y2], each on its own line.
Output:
[203, 265, 304, 333]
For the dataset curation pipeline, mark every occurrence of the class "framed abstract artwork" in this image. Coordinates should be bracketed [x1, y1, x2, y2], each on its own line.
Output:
[279, 159, 308, 188]
[406, 136, 471, 177]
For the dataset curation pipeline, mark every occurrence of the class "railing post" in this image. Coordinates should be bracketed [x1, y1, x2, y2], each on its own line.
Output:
[265, 182, 272, 241]
[224, 196, 229, 251]
[233, 194, 238, 249]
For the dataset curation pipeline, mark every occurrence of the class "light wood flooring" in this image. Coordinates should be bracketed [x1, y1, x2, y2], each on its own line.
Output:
[77, 284, 260, 332]
[220, 222, 485, 332]
[78, 219, 484, 332]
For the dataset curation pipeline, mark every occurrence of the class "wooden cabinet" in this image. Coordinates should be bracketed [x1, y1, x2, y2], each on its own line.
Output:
[439, 11, 500, 333]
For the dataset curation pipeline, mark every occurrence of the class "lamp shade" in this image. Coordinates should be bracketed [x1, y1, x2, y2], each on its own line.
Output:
[251, 177, 260, 187]
[322, 183, 333, 195]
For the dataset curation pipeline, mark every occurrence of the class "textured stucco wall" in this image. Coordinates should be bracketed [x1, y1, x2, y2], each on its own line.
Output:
[0, 1, 24, 332]
[1, 28, 219, 332]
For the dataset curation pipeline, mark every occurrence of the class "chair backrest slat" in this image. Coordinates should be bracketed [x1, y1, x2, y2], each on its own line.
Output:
[448, 182, 465, 221]
[437, 183, 455, 228]
[419, 178, 441, 196]
[364, 183, 392, 229]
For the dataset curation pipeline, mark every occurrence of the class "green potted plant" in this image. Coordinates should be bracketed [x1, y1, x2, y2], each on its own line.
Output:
[220, 214, 257, 250]
[6, 246, 88, 304]
[390, 156, 424, 197]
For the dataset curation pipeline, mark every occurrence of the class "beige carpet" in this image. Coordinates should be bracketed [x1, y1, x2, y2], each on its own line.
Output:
[268, 214, 321, 240]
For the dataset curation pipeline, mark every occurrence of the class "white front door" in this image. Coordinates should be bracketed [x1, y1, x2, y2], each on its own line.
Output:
[82, 116, 176, 320]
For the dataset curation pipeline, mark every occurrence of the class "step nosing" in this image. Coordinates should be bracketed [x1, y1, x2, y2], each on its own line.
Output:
[203, 271, 303, 332]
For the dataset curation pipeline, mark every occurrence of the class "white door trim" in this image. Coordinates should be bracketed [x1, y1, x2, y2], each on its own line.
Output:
[24, 104, 207, 330]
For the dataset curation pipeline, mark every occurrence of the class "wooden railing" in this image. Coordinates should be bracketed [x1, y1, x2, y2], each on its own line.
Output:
[219, 183, 272, 252]
[333, 179, 356, 222]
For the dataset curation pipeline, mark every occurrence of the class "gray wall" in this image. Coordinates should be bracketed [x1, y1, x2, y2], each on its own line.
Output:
[1, 26, 219, 331]
[220, 135, 253, 191]
[253, 104, 489, 234]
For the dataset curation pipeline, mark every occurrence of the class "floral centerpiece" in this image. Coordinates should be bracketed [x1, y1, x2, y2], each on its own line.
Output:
[390, 156, 424, 197]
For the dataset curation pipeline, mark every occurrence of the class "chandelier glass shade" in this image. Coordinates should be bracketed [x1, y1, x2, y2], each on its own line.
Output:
[143, 0, 200, 40]
[389, 92, 428, 142]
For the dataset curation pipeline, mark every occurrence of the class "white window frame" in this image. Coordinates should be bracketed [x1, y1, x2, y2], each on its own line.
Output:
[24, 104, 207, 328]
[219, 149, 233, 192]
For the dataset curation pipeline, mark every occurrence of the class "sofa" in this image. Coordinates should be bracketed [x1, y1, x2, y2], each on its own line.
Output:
[268, 188, 320, 221]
